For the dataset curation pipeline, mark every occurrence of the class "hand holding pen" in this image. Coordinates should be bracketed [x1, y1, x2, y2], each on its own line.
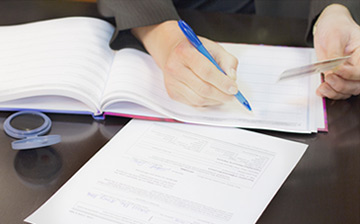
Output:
[178, 20, 252, 111]
[131, 20, 243, 107]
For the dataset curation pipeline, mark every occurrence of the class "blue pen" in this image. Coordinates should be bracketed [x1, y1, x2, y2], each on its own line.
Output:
[178, 20, 252, 111]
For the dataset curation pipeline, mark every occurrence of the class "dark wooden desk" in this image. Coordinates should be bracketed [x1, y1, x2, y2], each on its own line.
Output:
[0, 1, 359, 223]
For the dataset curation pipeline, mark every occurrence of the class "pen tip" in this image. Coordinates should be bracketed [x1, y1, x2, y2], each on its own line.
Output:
[246, 104, 252, 112]
[242, 101, 252, 112]
[234, 91, 252, 111]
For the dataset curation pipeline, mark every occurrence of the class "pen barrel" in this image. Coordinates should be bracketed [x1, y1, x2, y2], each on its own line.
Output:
[197, 45, 225, 74]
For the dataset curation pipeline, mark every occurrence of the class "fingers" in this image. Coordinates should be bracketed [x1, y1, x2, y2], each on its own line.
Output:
[164, 78, 221, 107]
[164, 61, 234, 106]
[181, 41, 239, 96]
[313, 4, 360, 80]
[201, 37, 239, 80]
[134, 20, 239, 107]
[316, 73, 360, 99]
[313, 7, 360, 99]
[335, 48, 360, 80]
[161, 38, 238, 106]
[316, 82, 351, 100]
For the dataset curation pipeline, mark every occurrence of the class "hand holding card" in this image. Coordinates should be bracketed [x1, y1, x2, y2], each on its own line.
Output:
[278, 55, 350, 81]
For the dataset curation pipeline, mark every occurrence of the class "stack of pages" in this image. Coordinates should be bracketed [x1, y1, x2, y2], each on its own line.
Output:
[0, 17, 325, 133]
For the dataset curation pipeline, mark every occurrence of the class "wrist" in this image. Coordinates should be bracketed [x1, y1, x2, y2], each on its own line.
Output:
[131, 20, 179, 44]
[131, 20, 183, 68]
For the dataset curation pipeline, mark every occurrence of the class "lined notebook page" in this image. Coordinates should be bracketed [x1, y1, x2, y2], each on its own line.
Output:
[223, 44, 318, 131]
[0, 17, 115, 113]
[103, 44, 322, 133]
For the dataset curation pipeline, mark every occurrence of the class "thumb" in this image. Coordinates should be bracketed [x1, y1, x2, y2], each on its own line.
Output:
[318, 33, 347, 60]
[223, 67, 238, 81]
[216, 48, 238, 81]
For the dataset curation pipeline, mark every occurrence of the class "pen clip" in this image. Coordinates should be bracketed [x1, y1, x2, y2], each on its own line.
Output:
[178, 20, 202, 48]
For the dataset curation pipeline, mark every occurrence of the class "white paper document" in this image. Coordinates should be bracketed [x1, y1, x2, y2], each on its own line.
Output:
[25, 119, 307, 224]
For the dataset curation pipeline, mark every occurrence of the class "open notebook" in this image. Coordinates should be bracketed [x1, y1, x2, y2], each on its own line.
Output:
[0, 17, 325, 133]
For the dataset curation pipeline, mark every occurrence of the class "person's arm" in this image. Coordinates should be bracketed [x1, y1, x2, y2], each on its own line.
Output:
[97, 0, 180, 49]
[312, 3, 360, 99]
[98, 0, 239, 106]
[131, 21, 239, 107]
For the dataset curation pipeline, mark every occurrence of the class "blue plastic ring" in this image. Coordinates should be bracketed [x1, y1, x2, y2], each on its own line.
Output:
[3, 111, 51, 139]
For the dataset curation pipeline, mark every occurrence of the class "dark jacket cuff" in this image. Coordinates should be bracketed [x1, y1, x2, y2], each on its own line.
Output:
[98, 0, 180, 50]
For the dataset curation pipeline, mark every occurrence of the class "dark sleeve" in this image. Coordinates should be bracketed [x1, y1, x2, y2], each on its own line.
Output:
[306, 0, 360, 44]
[97, 0, 180, 50]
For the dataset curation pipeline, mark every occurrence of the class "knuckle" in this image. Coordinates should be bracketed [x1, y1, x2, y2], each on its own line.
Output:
[174, 41, 191, 60]
[338, 71, 353, 80]
[229, 55, 239, 67]
[220, 77, 232, 89]
[163, 58, 185, 80]
[217, 76, 235, 94]
[198, 65, 213, 80]
[332, 81, 346, 92]
[326, 91, 338, 99]
[196, 83, 213, 96]
[166, 88, 181, 101]
[163, 60, 177, 75]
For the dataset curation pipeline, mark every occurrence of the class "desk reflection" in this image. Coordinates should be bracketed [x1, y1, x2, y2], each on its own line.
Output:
[14, 148, 62, 188]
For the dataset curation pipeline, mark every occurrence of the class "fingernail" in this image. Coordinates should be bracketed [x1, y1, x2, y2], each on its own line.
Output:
[317, 88, 324, 96]
[228, 86, 238, 94]
[318, 87, 327, 96]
